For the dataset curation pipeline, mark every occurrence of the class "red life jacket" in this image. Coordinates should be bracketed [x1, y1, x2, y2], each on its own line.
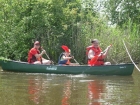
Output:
[86, 46, 104, 66]
[28, 48, 42, 63]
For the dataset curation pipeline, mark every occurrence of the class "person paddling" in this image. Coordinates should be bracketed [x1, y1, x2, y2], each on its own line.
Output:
[28, 41, 51, 64]
[58, 45, 79, 66]
[86, 39, 111, 66]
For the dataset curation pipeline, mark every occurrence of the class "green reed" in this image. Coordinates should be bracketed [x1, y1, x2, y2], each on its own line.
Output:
[69, 18, 140, 64]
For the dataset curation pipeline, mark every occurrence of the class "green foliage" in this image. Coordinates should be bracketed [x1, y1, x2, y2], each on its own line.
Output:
[0, 57, 10, 61]
[0, 0, 139, 64]
[104, 0, 140, 27]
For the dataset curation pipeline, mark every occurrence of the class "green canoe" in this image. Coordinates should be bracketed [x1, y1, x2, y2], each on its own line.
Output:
[0, 60, 134, 75]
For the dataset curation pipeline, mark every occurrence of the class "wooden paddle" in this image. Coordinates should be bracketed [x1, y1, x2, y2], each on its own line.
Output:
[70, 54, 80, 65]
[41, 47, 54, 64]
[73, 58, 79, 64]
[102, 44, 112, 53]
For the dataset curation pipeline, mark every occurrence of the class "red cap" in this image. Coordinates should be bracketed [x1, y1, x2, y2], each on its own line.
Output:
[61, 45, 70, 53]
[34, 41, 40, 45]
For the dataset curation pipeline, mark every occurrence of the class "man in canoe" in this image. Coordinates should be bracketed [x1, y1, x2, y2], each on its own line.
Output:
[28, 41, 51, 64]
[58, 45, 79, 66]
[86, 39, 111, 66]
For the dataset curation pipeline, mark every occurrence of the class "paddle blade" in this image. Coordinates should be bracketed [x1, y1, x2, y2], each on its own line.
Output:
[90, 55, 98, 66]
[61, 45, 69, 52]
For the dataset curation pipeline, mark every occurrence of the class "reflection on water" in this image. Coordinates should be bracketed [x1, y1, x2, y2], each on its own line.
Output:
[88, 80, 104, 105]
[0, 69, 140, 105]
[62, 80, 72, 105]
[28, 76, 47, 104]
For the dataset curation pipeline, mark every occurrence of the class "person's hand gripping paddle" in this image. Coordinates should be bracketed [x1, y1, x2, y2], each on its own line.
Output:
[90, 44, 112, 66]
[61, 45, 80, 65]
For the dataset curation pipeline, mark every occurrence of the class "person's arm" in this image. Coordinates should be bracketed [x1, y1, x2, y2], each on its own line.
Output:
[62, 55, 73, 60]
[102, 46, 111, 58]
[88, 49, 95, 59]
[33, 50, 46, 59]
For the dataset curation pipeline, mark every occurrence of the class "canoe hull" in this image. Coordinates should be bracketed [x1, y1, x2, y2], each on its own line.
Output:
[0, 60, 134, 75]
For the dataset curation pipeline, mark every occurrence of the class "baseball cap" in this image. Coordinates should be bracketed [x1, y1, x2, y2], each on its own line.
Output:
[34, 41, 40, 45]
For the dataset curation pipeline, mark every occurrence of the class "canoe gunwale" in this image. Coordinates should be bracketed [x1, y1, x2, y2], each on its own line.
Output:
[8, 60, 134, 67]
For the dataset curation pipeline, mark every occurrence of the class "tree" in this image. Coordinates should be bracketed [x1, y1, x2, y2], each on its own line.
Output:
[104, 0, 140, 27]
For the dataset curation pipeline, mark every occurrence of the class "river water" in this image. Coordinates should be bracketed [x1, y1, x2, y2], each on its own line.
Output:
[0, 67, 140, 105]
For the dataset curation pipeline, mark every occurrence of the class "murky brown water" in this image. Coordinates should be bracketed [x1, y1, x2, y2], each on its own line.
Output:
[0, 67, 140, 105]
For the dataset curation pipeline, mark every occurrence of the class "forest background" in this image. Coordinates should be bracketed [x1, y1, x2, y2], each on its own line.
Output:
[0, 0, 140, 64]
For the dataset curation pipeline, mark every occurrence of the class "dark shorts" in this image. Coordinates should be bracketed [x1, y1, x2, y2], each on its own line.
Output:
[58, 60, 69, 65]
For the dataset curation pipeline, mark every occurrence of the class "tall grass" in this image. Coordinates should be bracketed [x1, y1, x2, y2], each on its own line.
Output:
[65, 18, 140, 64]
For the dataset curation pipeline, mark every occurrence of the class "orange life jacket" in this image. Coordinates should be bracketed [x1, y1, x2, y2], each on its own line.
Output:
[66, 59, 70, 65]
[28, 48, 42, 63]
[86, 46, 104, 66]
[58, 53, 71, 65]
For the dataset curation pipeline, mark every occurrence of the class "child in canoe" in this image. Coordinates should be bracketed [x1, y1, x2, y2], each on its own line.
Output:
[58, 45, 79, 66]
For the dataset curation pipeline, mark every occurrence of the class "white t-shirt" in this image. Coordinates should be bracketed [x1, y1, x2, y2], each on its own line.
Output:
[88, 49, 95, 59]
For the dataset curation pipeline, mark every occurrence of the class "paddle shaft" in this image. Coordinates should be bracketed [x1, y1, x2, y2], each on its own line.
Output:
[102, 45, 112, 53]
[70, 54, 80, 65]
[45, 52, 54, 64]
[45, 52, 50, 60]
[73, 58, 79, 64]
[41, 47, 54, 64]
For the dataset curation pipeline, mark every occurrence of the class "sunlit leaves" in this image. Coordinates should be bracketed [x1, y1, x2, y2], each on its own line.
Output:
[104, 0, 140, 26]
